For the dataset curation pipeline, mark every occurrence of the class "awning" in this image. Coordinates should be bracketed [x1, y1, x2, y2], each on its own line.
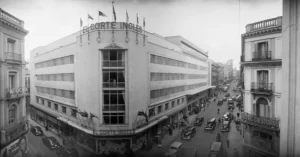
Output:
[135, 116, 168, 134]
[57, 117, 93, 135]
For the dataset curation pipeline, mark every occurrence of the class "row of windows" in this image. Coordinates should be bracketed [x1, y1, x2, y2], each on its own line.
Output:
[150, 73, 207, 81]
[36, 96, 77, 117]
[36, 73, 74, 82]
[150, 82, 207, 99]
[35, 55, 74, 69]
[36, 86, 75, 99]
[150, 54, 207, 71]
[148, 97, 185, 117]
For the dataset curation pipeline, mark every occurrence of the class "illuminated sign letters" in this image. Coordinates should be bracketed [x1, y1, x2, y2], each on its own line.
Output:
[82, 22, 143, 34]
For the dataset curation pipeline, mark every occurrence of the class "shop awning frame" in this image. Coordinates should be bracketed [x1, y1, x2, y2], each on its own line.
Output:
[57, 117, 93, 135]
[134, 116, 168, 134]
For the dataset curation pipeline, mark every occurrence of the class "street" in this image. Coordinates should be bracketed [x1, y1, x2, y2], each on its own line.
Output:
[136, 81, 243, 157]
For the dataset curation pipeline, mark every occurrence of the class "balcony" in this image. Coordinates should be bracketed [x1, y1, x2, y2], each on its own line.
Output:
[252, 51, 272, 61]
[240, 112, 280, 131]
[4, 87, 28, 100]
[102, 82, 125, 88]
[0, 8, 24, 28]
[102, 61, 125, 68]
[246, 16, 282, 33]
[5, 52, 22, 63]
[0, 116, 29, 147]
[251, 82, 273, 94]
[241, 55, 244, 62]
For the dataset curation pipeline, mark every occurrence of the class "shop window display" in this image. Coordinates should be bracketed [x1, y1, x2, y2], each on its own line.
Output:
[78, 131, 96, 151]
[98, 139, 130, 154]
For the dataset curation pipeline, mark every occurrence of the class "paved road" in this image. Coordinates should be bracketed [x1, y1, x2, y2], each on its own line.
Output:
[169, 81, 242, 157]
[23, 128, 59, 157]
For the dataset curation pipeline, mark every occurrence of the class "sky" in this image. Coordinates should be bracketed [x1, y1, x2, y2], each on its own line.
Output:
[1, 0, 282, 69]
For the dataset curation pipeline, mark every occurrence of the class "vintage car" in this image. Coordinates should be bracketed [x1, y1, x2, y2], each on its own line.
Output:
[227, 99, 234, 104]
[56, 145, 79, 157]
[228, 104, 235, 110]
[223, 112, 232, 122]
[166, 142, 183, 157]
[225, 93, 230, 97]
[181, 127, 196, 140]
[42, 136, 60, 150]
[221, 121, 230, 132]
[217, 99, 223, 106]
[204, 118, 216, 131]
[31, 126, 44, 136]
[194, 115, 204, 126]
[223, 97, 227, 101]
[231, 96, 236, 101]
[208, 142, 224, 157]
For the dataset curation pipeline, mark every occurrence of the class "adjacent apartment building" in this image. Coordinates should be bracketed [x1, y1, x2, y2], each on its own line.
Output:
[29, 21, 212, 154]
[240, 16, 282, 157]
[0, 8, 29, 157]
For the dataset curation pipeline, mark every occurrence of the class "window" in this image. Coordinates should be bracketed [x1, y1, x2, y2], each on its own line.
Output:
[103, 69, 125, 88]
[157, 106, 162, 113]
[253, 130, 272, 141]
[172, 101, 175, 108]
[48, 101, 51, 108]
[36, 97, 39, 104]
[54, 104, 58, 110]
[62, 106, 66, 113]
[71, 109, 76, 117]
[149, 108, 155, 117]
[8, 105, 16, 124]
[8, 72, 17, 89]
[103, 113, 125, 124]
[182, 98, 184, 103]
[7, 39, 15, 52]
[102, 50, 125, 67]
[177, 99, 180, 105]
[42, 99, 44, 105]
[165, 103, 169, 110]
[103, 90, 125, 111]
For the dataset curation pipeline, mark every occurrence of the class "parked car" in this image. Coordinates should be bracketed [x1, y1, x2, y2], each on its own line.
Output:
[42, 136, 60, 150]
[223, 112, 232, 122]
[194, 115, 204, 126]
[223, 97, 227, 101]
[31, 126, 44, 136]
[217, 99, 223, 105]
[181, 127, 196, 140]
[166, 142, 183, 157]
[221, 121, 230, 132]
[56, 145, 79, 157]
[233, 87, 237, 91]
[228, 104, 235, 110]
[204, 118, 216, 131]
[227, 99, 234, 104]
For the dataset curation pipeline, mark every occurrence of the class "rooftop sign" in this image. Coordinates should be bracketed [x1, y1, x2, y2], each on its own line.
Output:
[240, 112, 280, 130]
[82, 22, 143, 34]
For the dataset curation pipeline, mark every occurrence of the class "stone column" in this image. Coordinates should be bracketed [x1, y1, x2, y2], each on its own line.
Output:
[281, 0, 300, 156]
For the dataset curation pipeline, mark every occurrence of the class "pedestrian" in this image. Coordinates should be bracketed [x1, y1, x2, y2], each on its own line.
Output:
[227, 139, 230, 148]
[234, 148, 239, 157]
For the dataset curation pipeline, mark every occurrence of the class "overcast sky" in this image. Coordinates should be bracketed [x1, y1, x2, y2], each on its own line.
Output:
[1, 0, 282, 69]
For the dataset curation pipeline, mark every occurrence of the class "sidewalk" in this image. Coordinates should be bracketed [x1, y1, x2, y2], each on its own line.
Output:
[28, 117, 97, 157]
[135, 113, 199, 157]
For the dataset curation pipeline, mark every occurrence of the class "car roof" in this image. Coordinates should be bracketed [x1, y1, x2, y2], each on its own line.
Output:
[210, 142, 222, 151]
[209, 118, 216, 122]
[223, 121, 229, 124]
[170, 142, 182, 148]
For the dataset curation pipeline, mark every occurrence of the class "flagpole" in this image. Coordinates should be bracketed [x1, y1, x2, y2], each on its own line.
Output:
[87, 14, 89, 43]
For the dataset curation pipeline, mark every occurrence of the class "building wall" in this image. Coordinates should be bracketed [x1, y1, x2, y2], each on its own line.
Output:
[30, 23, 209, 133]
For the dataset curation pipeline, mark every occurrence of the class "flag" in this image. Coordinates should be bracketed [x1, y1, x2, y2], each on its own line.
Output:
[143, 17, 145, 27]
[78, 110, 88, 117]
[126, 10, 129, 22]
[138, 111, 148, 123]
[90, 113, 98, 118]
[112, 1, 116, 22]
[88, 14, 94, 20]
[80, 18, 83, 27]
[136, 13, 139, 25]
[99, 11, 107, 17]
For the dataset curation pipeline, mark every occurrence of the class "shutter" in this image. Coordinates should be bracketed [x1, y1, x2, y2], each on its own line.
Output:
[253, 102, 256, 114]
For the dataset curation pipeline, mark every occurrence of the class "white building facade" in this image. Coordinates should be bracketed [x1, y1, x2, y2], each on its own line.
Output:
[30, 22, 212, 154]
[0, 8, 29, 157]
[240, 17, 282, 157]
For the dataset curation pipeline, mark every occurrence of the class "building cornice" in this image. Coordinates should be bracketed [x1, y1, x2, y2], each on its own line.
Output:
[0, 19, 28, 35]
[241, 60, 282, 67]
[242, 27, 281, 39]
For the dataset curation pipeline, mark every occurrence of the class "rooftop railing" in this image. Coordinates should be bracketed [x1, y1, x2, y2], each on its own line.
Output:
[246, 16, 282, 33]
[5, 87, 28, 100]
[252, 51, 272, 61]
[251, 82, 273, 94]
[0, 8, 24, 28]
